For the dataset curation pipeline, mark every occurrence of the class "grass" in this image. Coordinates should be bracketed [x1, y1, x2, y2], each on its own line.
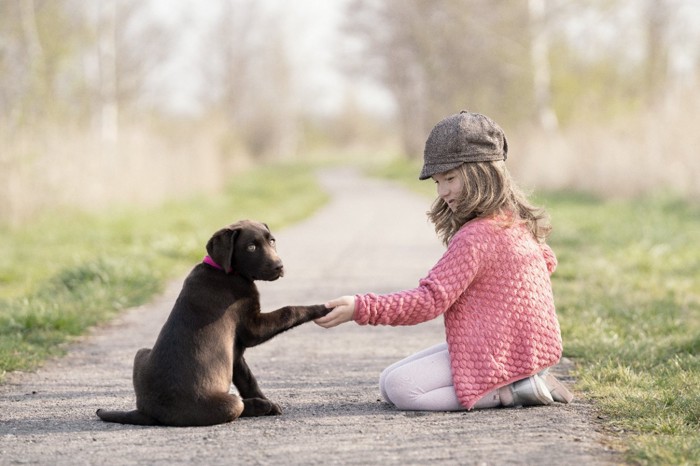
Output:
[0, 163, 328, 378]
[547, 193, 700, 464]
[374, 159, 700, 465]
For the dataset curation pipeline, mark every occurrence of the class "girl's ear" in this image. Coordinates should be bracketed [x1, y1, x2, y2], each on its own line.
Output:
[206, 228, 240, 273]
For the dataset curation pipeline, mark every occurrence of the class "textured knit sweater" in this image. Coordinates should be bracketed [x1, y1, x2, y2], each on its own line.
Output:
[354, 216, 562, 410]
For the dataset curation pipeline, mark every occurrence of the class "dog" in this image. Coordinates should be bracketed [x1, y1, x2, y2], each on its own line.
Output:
[96, 220, 330, 426]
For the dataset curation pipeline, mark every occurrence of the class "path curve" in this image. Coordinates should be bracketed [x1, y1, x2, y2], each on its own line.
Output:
[0, 168, 618, 465]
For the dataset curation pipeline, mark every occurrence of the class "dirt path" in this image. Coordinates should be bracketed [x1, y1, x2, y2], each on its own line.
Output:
[0, 168, 619, 465]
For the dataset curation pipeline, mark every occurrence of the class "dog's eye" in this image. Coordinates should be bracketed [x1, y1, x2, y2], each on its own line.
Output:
[246, 244, 256, 252]
[269, 238, 276, 247]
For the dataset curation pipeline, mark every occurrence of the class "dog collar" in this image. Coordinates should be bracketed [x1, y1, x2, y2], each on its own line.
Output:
[203, 255, 225, 271]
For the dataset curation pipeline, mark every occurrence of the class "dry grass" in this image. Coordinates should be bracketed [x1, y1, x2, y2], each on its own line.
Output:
[509, 91, 700, 200]
[2, 91, 699, 227]
[0, 119, 253, 226]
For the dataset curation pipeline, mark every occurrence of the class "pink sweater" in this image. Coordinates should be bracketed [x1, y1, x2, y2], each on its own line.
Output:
[354, 216, 562, 410]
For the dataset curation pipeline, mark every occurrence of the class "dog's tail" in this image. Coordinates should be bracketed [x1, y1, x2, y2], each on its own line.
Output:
[96, 408, 159, 426]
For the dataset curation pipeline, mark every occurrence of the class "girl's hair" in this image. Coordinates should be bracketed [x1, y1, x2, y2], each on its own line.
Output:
[428, 161, 551, 246]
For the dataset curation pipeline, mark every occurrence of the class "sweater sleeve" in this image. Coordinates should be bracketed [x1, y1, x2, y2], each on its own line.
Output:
[354, 227, 483, 326]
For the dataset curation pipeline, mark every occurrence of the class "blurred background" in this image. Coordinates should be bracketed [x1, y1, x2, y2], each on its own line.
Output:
[2, 0, 699, 226]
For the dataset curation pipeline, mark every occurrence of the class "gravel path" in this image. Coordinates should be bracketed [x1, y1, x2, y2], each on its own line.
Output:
[0, 168, 619, 465]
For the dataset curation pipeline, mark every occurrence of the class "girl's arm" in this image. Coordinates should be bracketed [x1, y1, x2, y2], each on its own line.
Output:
[357, 228, 484, 326]
[317, 227, 484, 328]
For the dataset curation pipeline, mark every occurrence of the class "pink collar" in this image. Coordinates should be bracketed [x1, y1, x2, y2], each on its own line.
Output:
[203, 255, 225, 271]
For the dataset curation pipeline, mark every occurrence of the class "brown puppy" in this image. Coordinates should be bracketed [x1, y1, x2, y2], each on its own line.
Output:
[96, 220, 329, 426]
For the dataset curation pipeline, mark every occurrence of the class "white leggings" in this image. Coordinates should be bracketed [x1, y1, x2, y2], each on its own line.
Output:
[379, 342, 501, 411]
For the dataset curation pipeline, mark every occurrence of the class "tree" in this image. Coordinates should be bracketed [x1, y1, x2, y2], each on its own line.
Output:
[98, 0, 118, 143]
[0, 0, 83, 130]
[0, 0, 170, 135]
[644, 0, 671, 107]
[201, 0, 298, 160]
[93, 0, 173, 139]
[343, 0, 533, 159]
[528, 0, 558, 131]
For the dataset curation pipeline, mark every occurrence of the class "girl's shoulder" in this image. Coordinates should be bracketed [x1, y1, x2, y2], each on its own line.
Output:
[450, 217, 503, 249]
[452, 215, 531, 249]
[455, 216, 505, 237]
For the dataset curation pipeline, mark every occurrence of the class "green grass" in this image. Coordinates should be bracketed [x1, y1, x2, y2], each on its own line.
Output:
[374, 159, 700, 465]
[547, 193, 700, 464]
[0, 163, 328, 378]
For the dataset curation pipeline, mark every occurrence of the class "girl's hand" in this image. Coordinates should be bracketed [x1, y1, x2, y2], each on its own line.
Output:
[314, 296, 356, 328]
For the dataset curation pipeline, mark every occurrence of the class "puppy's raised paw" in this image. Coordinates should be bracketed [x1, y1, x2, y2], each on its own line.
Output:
[311, 304, 332, 318]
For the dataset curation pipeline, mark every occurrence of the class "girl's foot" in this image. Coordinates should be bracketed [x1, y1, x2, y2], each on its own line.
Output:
[538, 371, 574, 404]
[499, 375, 553, 407]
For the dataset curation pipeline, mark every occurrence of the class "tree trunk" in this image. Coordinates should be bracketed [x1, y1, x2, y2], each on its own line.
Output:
[18, 0, 45, 125]
[98, 0, 118, 144]
[645, 0, 670, 108]
[528, 0, 558, 131]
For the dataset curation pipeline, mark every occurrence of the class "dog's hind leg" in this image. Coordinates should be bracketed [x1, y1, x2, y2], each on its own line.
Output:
[166, 393, 245, 426]
[95, 409, 159, 426]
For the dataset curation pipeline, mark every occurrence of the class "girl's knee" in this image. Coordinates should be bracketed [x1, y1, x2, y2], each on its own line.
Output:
[382, 369, 420, 410]
[379, 367, 392, 403]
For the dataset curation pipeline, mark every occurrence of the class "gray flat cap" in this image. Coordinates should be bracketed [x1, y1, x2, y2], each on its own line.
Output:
[419, 111, 508, 180]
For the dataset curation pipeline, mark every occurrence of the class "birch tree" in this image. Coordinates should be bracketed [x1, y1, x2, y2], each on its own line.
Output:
[528, 0, 558, 131]
[344, 0, 531, 158]
[203, 0, 297, 159]
[98, 0, 118, 144]
[644, 0, 671, 107]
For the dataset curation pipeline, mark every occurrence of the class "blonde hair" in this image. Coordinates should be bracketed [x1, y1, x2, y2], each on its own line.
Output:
[428, 161, 551, 246]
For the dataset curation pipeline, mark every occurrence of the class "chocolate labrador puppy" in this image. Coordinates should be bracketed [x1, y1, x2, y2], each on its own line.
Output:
[96, 220, 329, 426]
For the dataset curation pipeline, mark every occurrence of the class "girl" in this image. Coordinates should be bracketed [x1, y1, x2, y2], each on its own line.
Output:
[315, 111, 573, 411]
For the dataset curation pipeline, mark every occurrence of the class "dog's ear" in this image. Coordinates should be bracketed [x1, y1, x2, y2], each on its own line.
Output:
[225, 228, 238, 273]
[206, 228, 239, 274]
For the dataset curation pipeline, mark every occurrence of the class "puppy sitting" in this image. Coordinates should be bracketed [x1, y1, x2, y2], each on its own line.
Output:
[96, 220, 329, 426]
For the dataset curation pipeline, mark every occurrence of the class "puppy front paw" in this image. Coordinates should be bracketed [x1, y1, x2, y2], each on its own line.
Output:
[311, 304, 332, 318]
[267, 402, 282, 416]
[242, 398, 282, 417]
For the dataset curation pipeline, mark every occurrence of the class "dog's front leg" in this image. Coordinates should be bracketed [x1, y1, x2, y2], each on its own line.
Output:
[233, 353, 282, 416]
[243, 305, 329, 347]
[233, 353, 266, 399]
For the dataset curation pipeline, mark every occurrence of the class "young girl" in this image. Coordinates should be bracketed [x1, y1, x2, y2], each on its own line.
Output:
[315, 111, 573, 411]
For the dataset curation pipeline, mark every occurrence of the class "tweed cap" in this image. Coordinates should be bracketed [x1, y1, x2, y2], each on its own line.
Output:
[419, 111, 508, 180]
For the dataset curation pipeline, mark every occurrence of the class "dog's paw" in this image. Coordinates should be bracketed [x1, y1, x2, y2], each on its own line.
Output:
[313, 304, 332, 318]
[242, 398, 282, 417]
[267, 402, 282, 416]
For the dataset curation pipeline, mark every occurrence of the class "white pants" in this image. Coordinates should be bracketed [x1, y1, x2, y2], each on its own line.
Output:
[379, 342, 501, 411]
